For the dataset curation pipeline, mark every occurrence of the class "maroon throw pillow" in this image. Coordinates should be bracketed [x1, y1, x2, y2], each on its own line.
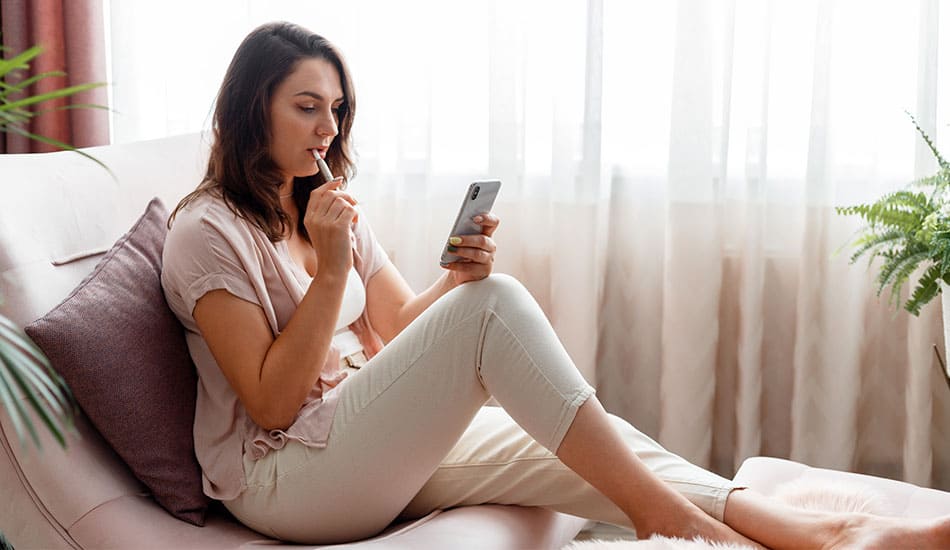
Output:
[25, 198, 209, 526]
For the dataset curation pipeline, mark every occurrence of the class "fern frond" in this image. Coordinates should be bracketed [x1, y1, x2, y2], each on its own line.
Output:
[906, 111, 949, 172]
[847, 230, 906, 264]
[837, 191, 933, 232]
[913, 171, 950, 194]
[887, 189, 932, 208]
[838, 204, 920, 231]
[837, 115, 950, 315]
[905, 264, 945, 316]
[879, 251, 933, 308]
[878, 248, 930, 291]
[931, 230, 950, 268]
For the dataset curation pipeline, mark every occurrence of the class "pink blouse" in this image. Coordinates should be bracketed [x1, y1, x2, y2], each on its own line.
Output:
[161, 191, 388, 500]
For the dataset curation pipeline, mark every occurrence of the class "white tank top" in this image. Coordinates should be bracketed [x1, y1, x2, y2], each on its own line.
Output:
[333, 267, 366, 356]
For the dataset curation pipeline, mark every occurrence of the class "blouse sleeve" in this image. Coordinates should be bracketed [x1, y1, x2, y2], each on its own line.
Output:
[351, 207, 391, 280]
[161, 204, 261, 325]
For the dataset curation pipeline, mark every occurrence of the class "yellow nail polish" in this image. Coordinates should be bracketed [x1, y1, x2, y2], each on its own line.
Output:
[449, 237, 462, 245]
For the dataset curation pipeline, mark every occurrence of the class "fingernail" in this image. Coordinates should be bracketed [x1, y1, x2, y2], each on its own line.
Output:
[449, 237, 462, 245]
[447, 245, 458, 252]
[473, 215, 484, 223]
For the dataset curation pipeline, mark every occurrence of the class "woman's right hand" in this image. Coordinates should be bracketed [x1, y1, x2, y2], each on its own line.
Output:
[302, 177, 358, 278]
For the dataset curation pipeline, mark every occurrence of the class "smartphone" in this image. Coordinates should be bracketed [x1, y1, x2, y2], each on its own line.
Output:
[440, 180, 502, 266]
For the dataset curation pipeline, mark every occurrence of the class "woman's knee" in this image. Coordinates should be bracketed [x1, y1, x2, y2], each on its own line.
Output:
[462, 273, 532, 305]
[422, 274, 540, 341]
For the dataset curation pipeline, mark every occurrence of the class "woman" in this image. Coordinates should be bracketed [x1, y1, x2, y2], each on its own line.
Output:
[162, 21, 949, 547]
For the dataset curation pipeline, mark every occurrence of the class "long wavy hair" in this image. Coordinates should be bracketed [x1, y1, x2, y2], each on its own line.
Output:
[169, 21, 357, 242]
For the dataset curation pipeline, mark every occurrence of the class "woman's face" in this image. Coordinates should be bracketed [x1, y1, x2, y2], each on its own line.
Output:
[268, 57, 344, 184]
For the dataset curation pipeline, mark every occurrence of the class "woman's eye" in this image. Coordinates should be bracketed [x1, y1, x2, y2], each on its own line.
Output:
[300, 105, 316, 113]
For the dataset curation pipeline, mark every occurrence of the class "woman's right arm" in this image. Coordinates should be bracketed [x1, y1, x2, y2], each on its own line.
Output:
[192, 179, 357, 431]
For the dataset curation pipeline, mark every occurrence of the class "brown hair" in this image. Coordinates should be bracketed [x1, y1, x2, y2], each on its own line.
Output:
[169, 21, 357, 242]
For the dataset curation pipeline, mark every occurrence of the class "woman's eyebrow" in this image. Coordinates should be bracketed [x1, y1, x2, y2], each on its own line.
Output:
[293, 91, 344, 102]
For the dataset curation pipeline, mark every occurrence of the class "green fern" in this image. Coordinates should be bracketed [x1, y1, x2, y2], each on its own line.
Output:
[837, 114, 950, 316]
[836, 191, 933, 233]
[847, 229, 905, 265]
[878, 248, 930, 300]
[907, 111, 949, 172]
[906, 264, 944, 315]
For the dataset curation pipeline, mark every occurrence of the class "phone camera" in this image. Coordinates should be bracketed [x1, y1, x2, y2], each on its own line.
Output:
[471, 186, 480, 200]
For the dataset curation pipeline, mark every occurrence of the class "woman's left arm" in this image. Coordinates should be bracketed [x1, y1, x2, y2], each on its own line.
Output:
[366, 213, 499, 342]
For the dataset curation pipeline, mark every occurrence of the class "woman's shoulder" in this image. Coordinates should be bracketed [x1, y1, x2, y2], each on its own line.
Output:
[166, 191, 255, 255]
[169, 191, 254, 240]
[171, 190, 233, 226]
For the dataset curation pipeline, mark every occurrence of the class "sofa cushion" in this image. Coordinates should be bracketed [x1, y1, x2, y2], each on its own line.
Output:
[25, 198, 209, 525]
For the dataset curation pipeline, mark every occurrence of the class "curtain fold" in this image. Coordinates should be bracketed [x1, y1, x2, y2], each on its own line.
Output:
[104, 0, 950, 490]
[0, 0, 108, 153]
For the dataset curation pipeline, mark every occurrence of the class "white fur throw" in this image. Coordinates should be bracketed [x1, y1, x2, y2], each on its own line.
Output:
[563, 479, 887, 550]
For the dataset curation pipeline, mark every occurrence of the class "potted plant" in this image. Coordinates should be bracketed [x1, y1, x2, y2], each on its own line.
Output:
[836, 113, 950, 391]
[0, 41, 106, 452]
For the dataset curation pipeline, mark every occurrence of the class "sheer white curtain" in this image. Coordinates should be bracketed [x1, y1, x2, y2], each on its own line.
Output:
[109, 0, 950, 489]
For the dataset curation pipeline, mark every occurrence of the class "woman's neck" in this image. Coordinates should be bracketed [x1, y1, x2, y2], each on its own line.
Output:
[279, 193, 299, 239]
[278, 183, 294, 198]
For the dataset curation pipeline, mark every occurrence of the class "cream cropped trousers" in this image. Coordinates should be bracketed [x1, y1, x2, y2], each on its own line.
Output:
[223, 274, 737, 544]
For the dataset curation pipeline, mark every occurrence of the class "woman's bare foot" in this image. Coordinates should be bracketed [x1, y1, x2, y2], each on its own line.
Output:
[823, 513, 950, 550]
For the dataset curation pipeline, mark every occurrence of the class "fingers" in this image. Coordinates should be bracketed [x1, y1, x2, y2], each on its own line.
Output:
[441, 259, 491, 281]
[445, 245, 494, 265]
[328, 178, 359, 207]
[472, 212, 500, 237]
[447, 234, 496, 255]
[442, 214, 500, 283]
[309, 177, 359, 222]
[325, 199, 357, 223]
[446, 246, 494, 265]
[320, 195, 354, 218]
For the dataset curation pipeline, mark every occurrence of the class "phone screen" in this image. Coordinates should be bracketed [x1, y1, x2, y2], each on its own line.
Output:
[440, 180, 501, 266]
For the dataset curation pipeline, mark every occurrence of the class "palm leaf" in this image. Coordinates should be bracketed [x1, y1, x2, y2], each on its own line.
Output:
[0, 40, 106, 452]
[0, 45, 42, 78]
[5, 359, 71, 448]
[2, 124, 114, 177]
[0, 110, 29, 126]
[0, 348, 40, 449]
[0, 332, 71, 419]
[0, 316, 48, 366]
[0, 70, 68, 94]
[41, 102, 110, 113]
[0, 82, 104, 112]
[0, 322, 74, 449]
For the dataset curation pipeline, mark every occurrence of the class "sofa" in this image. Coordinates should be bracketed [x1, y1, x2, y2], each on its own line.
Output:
[1, 133, 949, 549]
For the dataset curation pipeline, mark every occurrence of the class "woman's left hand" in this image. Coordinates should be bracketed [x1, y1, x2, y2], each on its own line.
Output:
[442, 213, 500, 285]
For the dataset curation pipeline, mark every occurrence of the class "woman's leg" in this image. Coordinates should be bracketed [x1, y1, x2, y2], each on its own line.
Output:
[401, 405, 738, 533]
[723, 490, 950, 549]
[225, 274, 595, 543]
[556, 398, 752, 543]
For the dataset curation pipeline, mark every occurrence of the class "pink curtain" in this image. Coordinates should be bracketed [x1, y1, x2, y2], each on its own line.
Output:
[0, 0, 108, 153]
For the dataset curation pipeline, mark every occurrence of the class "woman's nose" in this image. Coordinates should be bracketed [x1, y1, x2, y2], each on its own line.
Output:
[316, 110, 338, 137]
